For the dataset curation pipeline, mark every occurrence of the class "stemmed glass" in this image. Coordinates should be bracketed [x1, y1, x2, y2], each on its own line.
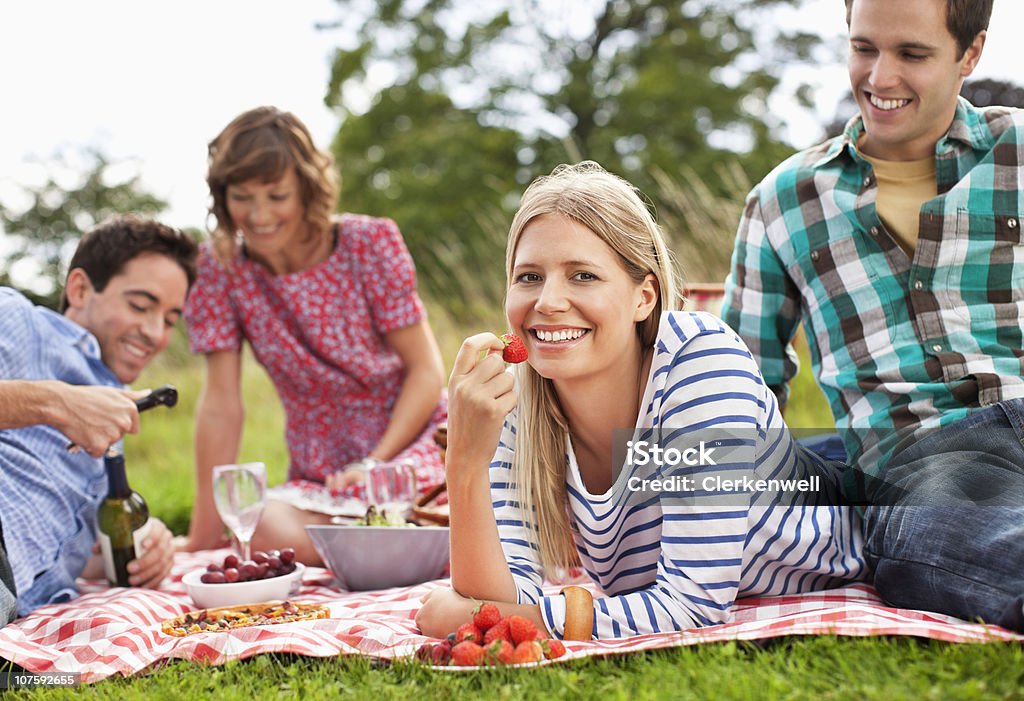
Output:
[364, 459, 417, 524]
[212, 462, 267, 561]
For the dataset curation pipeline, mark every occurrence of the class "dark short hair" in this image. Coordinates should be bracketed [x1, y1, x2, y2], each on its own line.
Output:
[59, 214, 198, 311]
[844, 0, 993, 58]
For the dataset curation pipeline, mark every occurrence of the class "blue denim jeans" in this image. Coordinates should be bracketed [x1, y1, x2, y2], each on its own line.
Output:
[863, 399, 1024, 631]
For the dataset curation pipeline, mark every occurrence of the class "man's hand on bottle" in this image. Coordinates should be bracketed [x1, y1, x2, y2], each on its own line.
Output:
[54, 384, 147, 458]
[126, 518, 174, 589]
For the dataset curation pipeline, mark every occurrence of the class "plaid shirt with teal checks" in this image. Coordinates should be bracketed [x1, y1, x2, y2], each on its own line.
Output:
[722, 98, 1024, 480]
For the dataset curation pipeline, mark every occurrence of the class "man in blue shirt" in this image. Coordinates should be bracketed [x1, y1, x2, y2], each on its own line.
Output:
[723, 0, 1024, 630]
[0, 214, 198, 622]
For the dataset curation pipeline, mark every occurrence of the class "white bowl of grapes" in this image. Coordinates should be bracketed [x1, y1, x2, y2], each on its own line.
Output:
[183, 548, 304, 609]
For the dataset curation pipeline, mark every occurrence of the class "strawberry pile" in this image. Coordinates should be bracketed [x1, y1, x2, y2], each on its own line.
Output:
[415, 603, 566, 666]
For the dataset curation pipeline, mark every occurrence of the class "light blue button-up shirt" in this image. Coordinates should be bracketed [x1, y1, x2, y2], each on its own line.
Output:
[0, 288, 120, 616]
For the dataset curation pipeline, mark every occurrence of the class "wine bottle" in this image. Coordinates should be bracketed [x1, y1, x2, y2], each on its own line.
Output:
[97, 449, 151, 587]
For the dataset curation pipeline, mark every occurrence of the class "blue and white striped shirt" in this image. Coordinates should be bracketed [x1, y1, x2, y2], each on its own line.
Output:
[491, 311, 866, 639]
[0, 288, 118, 616]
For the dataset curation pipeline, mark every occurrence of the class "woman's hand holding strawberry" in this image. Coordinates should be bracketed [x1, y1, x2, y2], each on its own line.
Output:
[445, 333, 519, 485]
[443, 332, 524, 605]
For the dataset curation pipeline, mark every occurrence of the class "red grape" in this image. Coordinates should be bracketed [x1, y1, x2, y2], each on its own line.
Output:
[199, 546, 299, 584]
[431, 642, 452, 665]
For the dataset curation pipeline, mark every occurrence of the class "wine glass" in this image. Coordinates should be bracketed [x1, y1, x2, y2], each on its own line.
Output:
[364, 459, 417, 524]
[212, 462, 267, 561]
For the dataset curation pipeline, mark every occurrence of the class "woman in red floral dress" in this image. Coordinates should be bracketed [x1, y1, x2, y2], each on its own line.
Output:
[182, 107, 447, 564]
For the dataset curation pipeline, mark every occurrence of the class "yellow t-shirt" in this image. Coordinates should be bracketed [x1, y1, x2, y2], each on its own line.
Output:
[861, 151, 937, 254]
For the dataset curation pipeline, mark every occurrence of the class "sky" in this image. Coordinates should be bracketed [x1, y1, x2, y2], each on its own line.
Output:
[1, 0, 1021, 241]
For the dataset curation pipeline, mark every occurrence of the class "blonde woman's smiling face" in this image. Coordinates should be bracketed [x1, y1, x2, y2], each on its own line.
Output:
[506, 214, 657, 384]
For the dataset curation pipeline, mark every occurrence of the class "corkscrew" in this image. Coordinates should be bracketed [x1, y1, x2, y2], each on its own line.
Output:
[66, 384, 178, 452]
[133, 385, 178, 411]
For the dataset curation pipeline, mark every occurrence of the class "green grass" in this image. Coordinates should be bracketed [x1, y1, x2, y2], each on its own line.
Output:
[122, 328, 289, 536]
[12, 637, 1024, 699]
[28, 320, 1019, 696]
[781, 328, 834, 434]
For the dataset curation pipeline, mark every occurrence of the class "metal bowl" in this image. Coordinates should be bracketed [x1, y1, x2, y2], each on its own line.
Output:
[305, 525, 450, 591]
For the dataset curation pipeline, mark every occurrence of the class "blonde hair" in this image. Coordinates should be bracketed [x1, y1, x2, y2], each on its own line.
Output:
[206, 106, 338, 262]
[505, 161, 682, 573]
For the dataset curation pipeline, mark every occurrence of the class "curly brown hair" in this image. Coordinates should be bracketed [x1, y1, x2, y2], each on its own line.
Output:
[206, 107, 338, 260]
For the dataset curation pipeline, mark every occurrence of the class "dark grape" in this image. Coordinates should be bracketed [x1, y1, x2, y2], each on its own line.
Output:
[431, 642, 452, 665]
[199, 546, 299, 584]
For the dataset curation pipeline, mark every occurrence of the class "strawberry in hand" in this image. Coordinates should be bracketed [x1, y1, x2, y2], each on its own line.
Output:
[500, 333, 528, 364]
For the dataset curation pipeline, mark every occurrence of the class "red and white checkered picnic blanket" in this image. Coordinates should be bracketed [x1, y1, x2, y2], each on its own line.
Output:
[0, 550, 1020, 683]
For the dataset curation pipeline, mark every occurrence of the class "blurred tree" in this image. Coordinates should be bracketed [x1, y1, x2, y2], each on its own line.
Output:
[320, 0, 817, 315]
[960, 78, 1024, 109]
[327, 82, 520, 319]
[0, 150, 167, 308]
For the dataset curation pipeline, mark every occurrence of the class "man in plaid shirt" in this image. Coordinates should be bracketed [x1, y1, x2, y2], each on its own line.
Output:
[722, 0, 1024, 630]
